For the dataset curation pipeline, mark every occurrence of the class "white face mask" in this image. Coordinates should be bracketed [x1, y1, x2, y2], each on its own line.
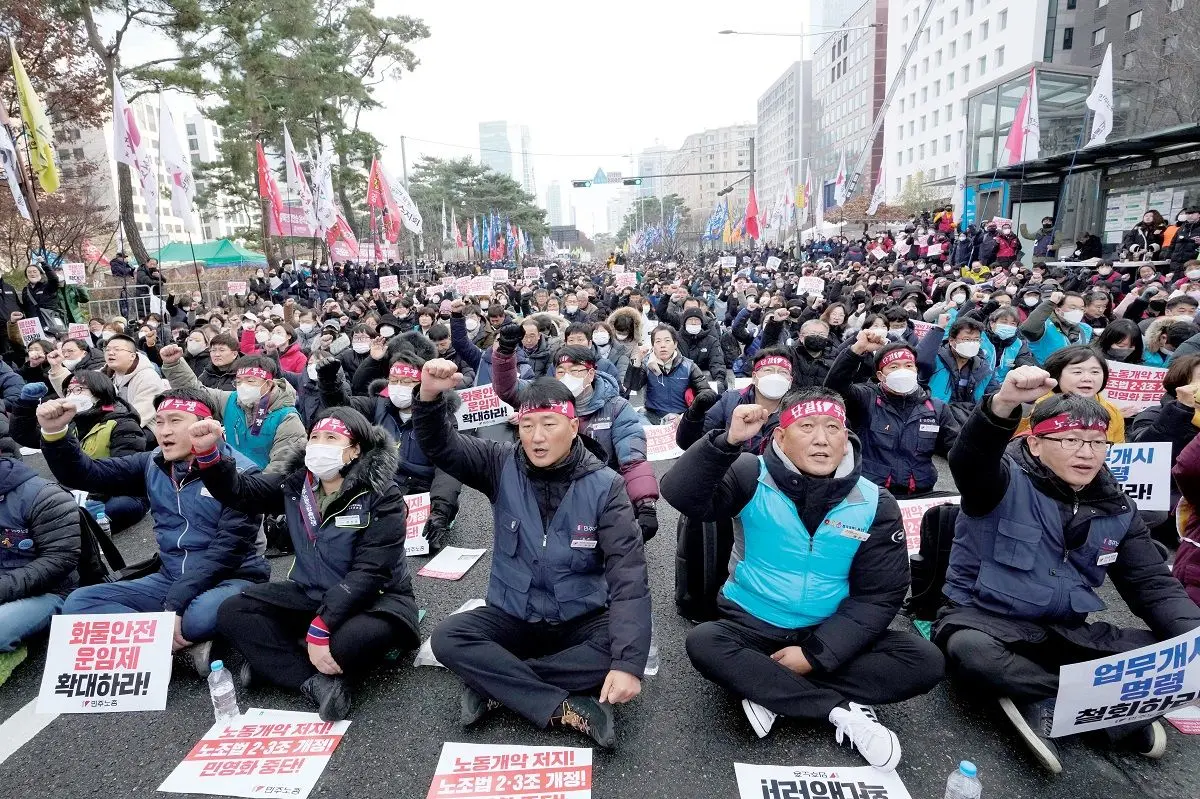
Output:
[65, 393, 95, 413]
[565, 304, 579, 314]
[186, 340, 207, 356]
[465, 318, 480, 332]
[304, 443, 347, 480]
[379, 326, 395, 338]
[255, 330, 269, 344]
[101, 331, 115, 341]
[756, 373, 790, 400]
[592, 330, 610, 346]
[1024, 296, 1040, 307]
[62, 358, 81, 371]
[884, 368, 919, 395]
[388, 384, 414, 408]
[1061, 309, 1085, 325]
[951, 293, 966, 304]
[559, 373, 587, 396]
[954, 340, 981, 358]
[479, 302, 490, 311]
[685, 322, 703, 335]
[270, 334, 288, 347]
[307, 365, 319, 381]
[299, 322, 314, 334]
[236, 383, 263, 406]
[1188, 269, 1200, 280]
[615, 332, 629, 341]
[352, 341, 371, 354]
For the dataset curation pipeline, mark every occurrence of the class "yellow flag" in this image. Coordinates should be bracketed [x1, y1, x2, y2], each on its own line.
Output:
[9, 39, 59, 194]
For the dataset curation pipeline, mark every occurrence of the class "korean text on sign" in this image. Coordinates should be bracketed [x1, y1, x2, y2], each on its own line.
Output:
[428, 742, 593, 799]
[1105, 442, 1171, 512]
[455, 384, 509, 430]
[403, 492, 431, 557]
[1050, 626, 1200, 737]
[17, 317, 44, 345]
[379, 275, 399, 293]
[895, 495, 960, 555]
[1103, 361, 1167, 413]
[227, 281, 248, 296]
[37, 612, 174, 714]
[158, 708, 350, 799]
[733, 762, 912, 799]
[644, 417, 683, 462]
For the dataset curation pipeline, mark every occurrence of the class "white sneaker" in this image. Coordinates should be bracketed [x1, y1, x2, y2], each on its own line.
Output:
[829, 703, 902, 770]
[741, 698, 778, 739]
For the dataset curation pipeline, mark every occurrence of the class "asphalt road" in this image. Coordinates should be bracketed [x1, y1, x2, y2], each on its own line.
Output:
[0, 453, 1196, 799]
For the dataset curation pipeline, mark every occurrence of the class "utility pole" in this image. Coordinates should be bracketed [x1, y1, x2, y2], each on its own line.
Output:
[400, 135, 416, 265]
[748, 136, 756, 249]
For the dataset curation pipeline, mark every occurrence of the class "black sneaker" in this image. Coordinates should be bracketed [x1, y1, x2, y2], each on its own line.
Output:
[460, 686, 502, 726]
[301, 674, 352, 722]
[998, 697, 1062, 773]
[553, 696, 616, 749]
[1114, 720, 1167, 759]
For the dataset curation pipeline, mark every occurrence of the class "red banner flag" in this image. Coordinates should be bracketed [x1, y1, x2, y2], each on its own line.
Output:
[745, 186, 761, 240]
[366, 158, 402, 244]
[256, 141, 284, 237]
[326, 214, 360, 260]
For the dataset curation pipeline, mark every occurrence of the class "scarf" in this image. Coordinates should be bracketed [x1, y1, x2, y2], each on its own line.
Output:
[647, 349, 681, 377]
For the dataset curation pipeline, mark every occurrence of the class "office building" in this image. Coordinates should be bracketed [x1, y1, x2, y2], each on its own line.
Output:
[518, 125, 536, 197]
[756, 61, 811, 239]
[636, 145, 676, 199]
[662, 124, 754, 227]
[478, 121, 513, 178]
[545, 180, 565, 227]
[183, 113, 250, 241]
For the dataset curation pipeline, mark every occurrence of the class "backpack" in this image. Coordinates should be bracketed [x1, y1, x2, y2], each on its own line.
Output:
[76, 508, 126, 586]
[903, 503, 960, 621]
[674, 514, 735, 623]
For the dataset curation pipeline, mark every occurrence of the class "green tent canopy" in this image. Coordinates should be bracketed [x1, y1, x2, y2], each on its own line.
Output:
[152, 239, 267, 268]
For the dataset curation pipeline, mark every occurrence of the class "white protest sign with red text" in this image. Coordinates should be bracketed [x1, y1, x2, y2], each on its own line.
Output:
[63, 262, 87, 285]
[734, 762, 911, 799]
[379, 275, 399, 293]
[895, 495, 961, 555]
[67, 323, 90, 341]
[418, 547, 486, 581]
[427, 742, 593, 799]
[615, 273, 636, 289]
[644, 417, 683, 462]
[17, 317, 44, 345]
[1103, 361, 1167, 413]
[226, 281, 247, 296]
[455, 384, 510, 430]
[404, 492, 431, 556]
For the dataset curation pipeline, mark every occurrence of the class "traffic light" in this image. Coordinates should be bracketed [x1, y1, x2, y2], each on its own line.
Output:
[572, 180, 592, 188]
[622, 178, 643, 186]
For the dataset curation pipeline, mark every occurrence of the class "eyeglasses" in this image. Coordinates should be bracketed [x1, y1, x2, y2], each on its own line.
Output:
[1038, 436, 1110, 454]
[105, 347, 136, 356]
[555, 366, 592, 378]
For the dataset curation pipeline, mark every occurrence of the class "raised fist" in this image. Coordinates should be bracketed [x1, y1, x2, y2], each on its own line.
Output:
[159, 344, 184, 365]
[188, 419, 224, 452]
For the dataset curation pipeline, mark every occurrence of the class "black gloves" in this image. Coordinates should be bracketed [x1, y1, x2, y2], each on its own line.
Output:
[635, 501, 659, 543]
[686, 389, 720, 422]
[497, 323, 524, 355]
[313, 351, 340, 381]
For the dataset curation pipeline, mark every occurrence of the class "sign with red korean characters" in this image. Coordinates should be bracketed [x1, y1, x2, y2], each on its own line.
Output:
[490, 268, 509, 284]
[379, 275, 399, 293]
[523, 266, 541, 280]
[1103, 361, 1167, 413]
[615, 272, 636, 289]
[227, 281, 248, 296]
[67, 323, 90, 340]
[644, 417, 683, 462]
[404, 491, 431, 556]
[910, 320, 934, 341]
[63, 262, 87, 285]
[468, 276, 494, 296]
[796, 276, 825, 297]
[455, 384, 509, 430]
[37, 612, 174, 713]
[17, 316, 44, 345]
[895, 495, 961, 555]
[159, 707, 349, 799]
[427, 742, 593, 799]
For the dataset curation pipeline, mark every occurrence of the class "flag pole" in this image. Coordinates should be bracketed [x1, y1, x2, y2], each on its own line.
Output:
[156, 93, 164, 260]
[15, 120, 48, 260]
[187, 232, 202, 296]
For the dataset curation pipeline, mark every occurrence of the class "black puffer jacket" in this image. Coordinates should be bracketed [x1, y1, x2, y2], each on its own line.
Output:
[0, 456, 80, 602]
[678, 310, 727, 386]
[10, 395, 146, 465]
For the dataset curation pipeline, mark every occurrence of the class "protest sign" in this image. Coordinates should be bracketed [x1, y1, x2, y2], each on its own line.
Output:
[418, 547, 486, 581]
[414, 599, 485, 668]
[1050, 626, 1200, 737]
[427, 742, 592, 799]
[734, 762, 911, 799]
[403, 492, 431, 557]
[226, 281, 247, 296]
[910, 320, 935, 341]
[379, 275, 399, 293]
[611, 263, 624, 274]
[455, 384, 509, 430]
[17, 317, 44, 345]
[719, 256, 737, 268]
[523, 266, 541, 280]
[63, 262, 87, 285]
[1103, 361, 1167, 413]
[158, 708, 349, 799]
[67, 323, 90, 341]
[1167, 704, 1200, 735]
[37, 612, 173, 714]
[796, 276, 826, 297]
[870, 247, 888, 261]
[468, 276, 493, 296]
[441, 275, 456, 287]
[644, 417, 683, 462]
[895, 495, 961, 554]
[1105, 442, 1171, 512]
[733, 377, 753, 390]
[455, 276, 472, 295]
[927, 242, 944, 256]
[615, 272, 636, 289]
[766, 256, 781, 270]
[489, 268, 509, 284]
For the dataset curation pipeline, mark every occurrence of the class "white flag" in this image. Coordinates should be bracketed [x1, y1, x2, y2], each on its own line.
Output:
[158, 103, 197, 235]
[0, 125, 30, 220]
[310, 139, 337, 236]
[867, 163, 886, 217]
[283, 124, 318, 234]
[833, 151, 848, 207]
[815, 178, 825, 228]
[1084, 44, 1114, 148]
[441, 199, 448, 242]
[112, 77, 158, 216]
[952, 156, 967, 220]
[1024, 71, 1042, 162]
[382, 164, 423, 234]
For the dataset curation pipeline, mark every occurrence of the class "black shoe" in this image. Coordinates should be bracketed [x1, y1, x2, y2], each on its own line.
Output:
[301, 674, 352, 722]
[460, 686, 501, 727]
[1113, 720, 1167, 759]
[235, 659, 253, 691]
[998, 697, 1062, 773]
[553, 696, 616, 749]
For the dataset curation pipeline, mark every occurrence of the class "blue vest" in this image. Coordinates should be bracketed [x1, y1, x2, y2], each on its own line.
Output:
[724, 460, 879, 629]
[980, 334, 1025, 383]
[1028, 319, 1092, 364]
[928, 350, 993, 405]
[644, 357, 696, 414]
[223, 393, 297, 469]
[858, 393, 942, 492]
[371, 401, 435, 491]
[0, 472, 54, 572]
[488, 455, 618, 622]
[943, 459, 1134, 621]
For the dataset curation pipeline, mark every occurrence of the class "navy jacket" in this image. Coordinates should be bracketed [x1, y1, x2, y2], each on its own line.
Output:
[0, 457, 79, 602]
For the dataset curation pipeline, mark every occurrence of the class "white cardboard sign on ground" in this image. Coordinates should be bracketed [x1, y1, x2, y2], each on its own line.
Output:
[1166, 703, 1200, 734]
[1105, 442, 1171, 512]
[734, 762, 911, 799]
[414, 599, 486, 668]
[418, 547, 487, 580]
[38, 612, 174, 714]
[1050, 626, 1200, 737]
[403, 492, 431, 556]
[895, 495, 961, 555]
[644, 417, 683, 462]
[428, 742, 592, 799]
[158, 708, 349, 799]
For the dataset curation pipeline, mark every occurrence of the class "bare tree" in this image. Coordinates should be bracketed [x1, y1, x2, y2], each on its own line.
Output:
[1118, 3, 1200, 133]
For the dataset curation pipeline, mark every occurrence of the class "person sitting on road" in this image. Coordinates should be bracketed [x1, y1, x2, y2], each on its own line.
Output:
[1012, 345, 1126, 443]
[935, 366, 1200, 773]
[414, 366, 651, 749]
[158, 344, 306, 474]
[196, 333, 242, 392]
[663, 389, 945, 770]
[625, 325, 709, 424]
[192, 408, 418, 722]
[40, 388, 269, 674]
[676, 347, 793, 452]
[100, 333, 168, 435]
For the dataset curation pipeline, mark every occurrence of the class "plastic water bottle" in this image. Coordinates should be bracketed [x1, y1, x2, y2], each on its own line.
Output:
[944, 761, 982, 799]
[208, 660, 240, 723]
[84, 500, 111, 535]
[644, 620, 660, 677]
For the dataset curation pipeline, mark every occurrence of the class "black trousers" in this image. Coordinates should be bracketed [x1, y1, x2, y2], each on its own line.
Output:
[686, 597, 945, 721]
[216, 592, 418, 691]
[431, 606, 613, 727]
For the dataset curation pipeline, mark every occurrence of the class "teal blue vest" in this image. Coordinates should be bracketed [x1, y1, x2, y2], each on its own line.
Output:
[223, 392, 297, 469]
[1028, 318, 1092, 364]
[980, 334, 1025, 383]
[723, 460, 879, 629]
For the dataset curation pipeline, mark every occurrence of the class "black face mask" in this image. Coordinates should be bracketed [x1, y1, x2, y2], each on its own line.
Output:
[803, 334, 829, 352]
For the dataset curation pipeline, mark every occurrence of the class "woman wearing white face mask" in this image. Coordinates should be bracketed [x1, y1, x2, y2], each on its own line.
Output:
[183, 330, 213, 376]
[1020, 290, 1094, 365]
[677, 348, 794, 454]
[266, 323, 308, 373]
[603, 309, 643, 395]
[11, 371, 149, 532]
[916, 316, 998, 407]
[826, 332, 957, 497]
[190, 408, 418, 722]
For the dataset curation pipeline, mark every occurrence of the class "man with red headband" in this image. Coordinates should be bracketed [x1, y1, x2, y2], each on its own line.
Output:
[158, 346, 306, 475]
[936, 366, 1200, 772]
[663, 387, 944, 770]
[413, 363, 651, 749]
[40, 388, 268, 674]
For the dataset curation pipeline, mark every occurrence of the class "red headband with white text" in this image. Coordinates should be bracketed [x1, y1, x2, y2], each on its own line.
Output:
[754, 355, 793, 374]
[1030, 413, 1108, 437]
[517, 401, 576, 420]
[237, 367, 273, 381]
[157, 398, 213, 419]
[779, 398, 847, 429]
[389, 362, 421, 381]
[312, 416, 354, 440]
